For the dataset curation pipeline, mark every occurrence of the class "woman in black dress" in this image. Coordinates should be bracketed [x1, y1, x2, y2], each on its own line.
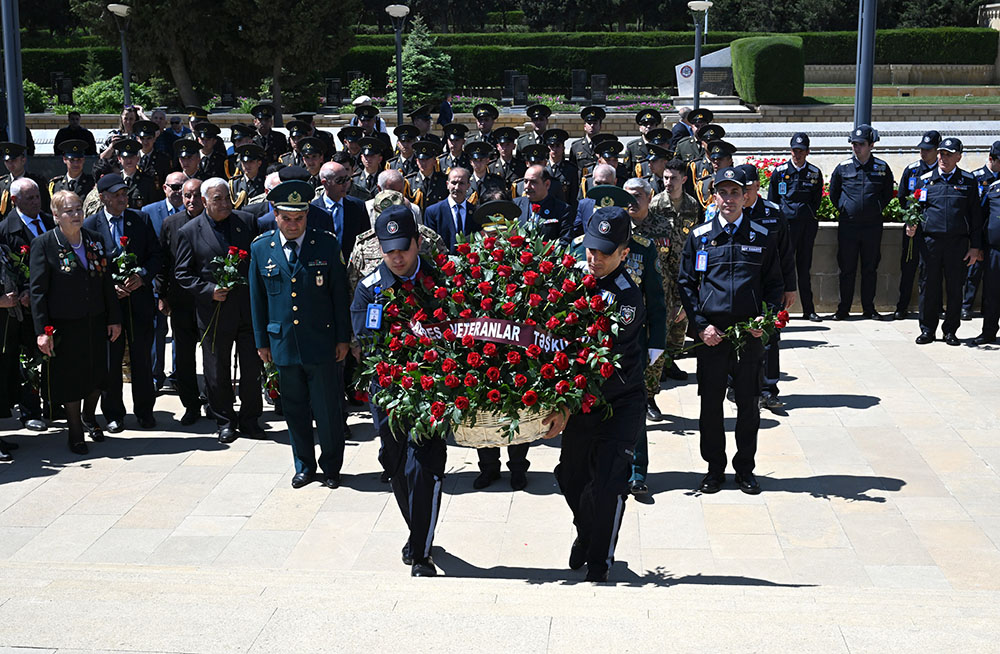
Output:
[29, 190, 122, 454]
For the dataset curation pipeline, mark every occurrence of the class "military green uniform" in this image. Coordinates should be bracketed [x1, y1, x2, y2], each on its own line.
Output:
[346, 224, 447, 297]
[628, 209, 678, 391]
[568, 137, 598, 176]
[388, 154, 417, 177]
[688, 157, 714, 210]
[624, 138, 651, 173]
[278, 150, 304, 168]
[437, 152, 469, 176]
[648, 190, 702, 355]
[674, 136, 703, 164]
[516, 131, 544, 155]
[351, 169, 381, 202]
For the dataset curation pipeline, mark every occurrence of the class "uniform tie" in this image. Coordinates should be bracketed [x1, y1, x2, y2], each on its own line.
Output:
[286, 240, 298, 265]
[725, 223, 735, 236]
[66, 178, 77, 192]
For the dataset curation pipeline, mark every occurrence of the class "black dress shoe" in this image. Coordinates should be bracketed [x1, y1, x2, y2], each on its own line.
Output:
[379, 470, 391, 483]
[218, 427, 238, 443]
[138, 416, 156, 429]
[646, 397, 663, 421]
[585, 566, 609, 582]
[21, 418, 46, 432]
[830, 312, 848, 321]
[473, 470, 500, 490]
[411, 557, 437, 577]
[760, 394, 785, 411]
[82, 422, 105, 443]
[699, 473, 724, 494]
[629, 480, 649, 495]
[321, 474, 341, 489]
[734, 472, 762, 495]
[863, 311, 891, 321]
[343, 423, 352, 439]
[68, 441, 89, 455]
[0, 450, 11, 462]
[569, 537, 587, 570]
[915, 332, 935, 345]
[510, 470, 528, 491]
[805, 312, 822, 322]
[894, 309, 909, 320]
[972, 334, 996, 346]
[961, 309, 973, 321]
[291, 471, 315, 489]
[402, 543, 413, 566]
[105, 420, 125, 434]
[665, 362, 688, 380]
[943, 333, 961, 346]
[180, 408, 200, 426]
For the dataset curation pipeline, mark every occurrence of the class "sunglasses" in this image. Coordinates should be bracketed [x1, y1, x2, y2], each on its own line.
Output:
[331, 176, 350, 185]
[166, 183, 184, 191]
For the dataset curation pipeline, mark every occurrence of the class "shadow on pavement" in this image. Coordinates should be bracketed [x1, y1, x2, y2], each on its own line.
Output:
[644, 470, 904, 503]
[778, 394, 880, 410]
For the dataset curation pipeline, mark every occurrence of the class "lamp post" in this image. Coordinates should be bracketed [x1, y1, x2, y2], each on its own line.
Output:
[1, 0, 26, 145]
[853, 0, 878, 128]
[386, 4, 410, 128]
[107, 3, 131, 106]
[687, 1, 713, 111]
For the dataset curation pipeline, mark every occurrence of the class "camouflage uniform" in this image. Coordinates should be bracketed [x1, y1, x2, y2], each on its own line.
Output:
[645, 190, 701, 359]
[347, 225, 447, 299]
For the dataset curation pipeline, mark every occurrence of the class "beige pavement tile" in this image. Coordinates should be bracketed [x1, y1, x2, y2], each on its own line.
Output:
[213, 529, 302, 567]
[768, 497, 851, 548]
[839, 514, 934, 566]
[709, 533, 784, 559]
[65, 471, 167, 516]
[283, 511, 379, 570]
[76, 527, 172, 564]
[702, 503, 774, 535]
[0, 480, 99, 528]
[114, 481, 217, 529]
[9, 514, 119, 563]
[783, 548, 872, 587]
[190, 472, 282, 516]
[0, 526, 43, 559]
[244, 487, 326, 531]
[929, 548, 1000, 591]
[146, 515, 246, 566]
[893, 496, 971, 521]
[863, 565, 951, 590]
[909, 519, 997, 551]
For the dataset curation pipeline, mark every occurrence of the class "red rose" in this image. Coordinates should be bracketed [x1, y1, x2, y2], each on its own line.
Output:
[476, 281, 492, 296]
[521, 390, 538, 406]
[507, 351, 521, 365]
[421, 275, 435, 290]
[464, 373, 478, 387]
[420, 375, 435, 390]
[540, 363, 556, 379]
[388, 338, 402, 351]
[406, 361, 419, 371]
[19, 245, 29, 255]
[600, 362, 615, 378]
[423, 349, 439, 363]
[775, 320, 787, 329]
[574, 297, 588, 311]
[268, 389, 279, 399]
[389, 323, 403, 335]
[435, 253, 448, 265]
[576, 347, 591, 364]
[514, 373, 527, 387]
[461, 334, 475, 347]
[523, 270, 539, 285]
[528, 293, 543, 307]
[390, 364, 402, 379]
[519, 251, 534, 265]
[562, 279, 577, 293]
[483, 236, 496, 249]
[433, 308, 447, 320]
[385, 304, 400, 318]
[564, 312, 579, 326]
[538, 260, 554, 274]
[486, 366, 500, 382]
[402, 281, 415, 292]
[509, 235, 526, 247]
[590, 295, 605, 311]
[497, 265, 513, 277]
[404, 334, 417, 347]
[501, 302, 516, 315]
[777, 310, 790, 321]
[44, 325, 55, 336]
[491, 248, 505, 262]
[562, 254, 577, 268]
[581, 393, 596, 413]
[573, 374, 587, 389]
[445, 374, 460, 388]
[456, 243, 471, 255]
[441, 260, 457, 276]
[441, 358, 457, 373]
[582, 275, 597, 289]
[469, 265, 482, 279]
[378, 375, 392, 388]
[459, 309, 473, 318]
[596, 316, 611, 332]
[483, 343, 497, 356]
[467, 252, 480, 265]
[555, 380, 571, 394]
[227, 245, 238, 256]
[453, 275, 465, 287]
[451, 291, 465, 304]
[467, 352, 483, 368]
[601, 336, 613, 348]
[545, 316, 560, 330]
[455, 396, 470, 410]
[547, 289, 562, 303]
[524, 318, 536, 326]
[487, 389, 502, 403]
[413, 309, 428, 322]
[526, 344, 542, 358]
[356, 391, 370, 403]
[431, 401, 447, 418]
[586, 324, 599, 338]
[554, 352, 569, 370]
[443, 329, 456, 342]
[529, 204, 541, 215]
[419, 335, 432, 346]
[401, 376, 414, 389]
[506, 283, 518, 297]
[375, 361, 389, 375]
[481, 298, 494, 311]
[404, 294, 418, 307]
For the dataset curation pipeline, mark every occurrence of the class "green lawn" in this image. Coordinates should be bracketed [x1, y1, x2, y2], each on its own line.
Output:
[804, 95, 1000, 104]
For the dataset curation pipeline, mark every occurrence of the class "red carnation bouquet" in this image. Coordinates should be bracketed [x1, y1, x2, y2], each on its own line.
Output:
[358, 221, 624, 443]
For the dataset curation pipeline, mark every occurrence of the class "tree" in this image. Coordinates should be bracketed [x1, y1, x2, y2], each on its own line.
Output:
[386, 16, 454, 110]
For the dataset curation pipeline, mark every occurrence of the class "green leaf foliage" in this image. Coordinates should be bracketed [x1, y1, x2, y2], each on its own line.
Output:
[385, 16, 454, 109]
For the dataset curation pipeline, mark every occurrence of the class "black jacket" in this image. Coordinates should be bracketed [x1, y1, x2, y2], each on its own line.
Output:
[916, 167, 983, 248]
[514, 194, 575, 243]
[593, 261, 647, 403]
[156, 210, 199, 310]
[766, 161, 824, 221]
[746, 198, 796, 293]
[828, 155, 895, 225]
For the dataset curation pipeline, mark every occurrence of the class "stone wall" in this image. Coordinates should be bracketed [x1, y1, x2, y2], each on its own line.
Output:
[805, 64, 997, 85]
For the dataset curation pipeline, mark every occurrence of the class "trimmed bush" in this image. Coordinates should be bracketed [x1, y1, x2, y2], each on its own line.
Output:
[732, 36, 804, 104]
[485, 10, 525, 25]
[23, 80, 50, 113]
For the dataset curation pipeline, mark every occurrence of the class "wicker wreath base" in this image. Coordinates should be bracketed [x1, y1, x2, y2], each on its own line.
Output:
[453, 410, 549, 448]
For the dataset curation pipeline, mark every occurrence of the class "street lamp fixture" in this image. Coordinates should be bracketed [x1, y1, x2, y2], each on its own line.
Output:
[687, 1, 713, 110]
[107, 3, 132, 106]
[386, 4, 410, 127]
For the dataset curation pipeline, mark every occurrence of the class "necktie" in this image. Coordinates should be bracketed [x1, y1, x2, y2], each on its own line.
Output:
[725, 223, 735, 236]
[66, 178, 77, 192]
[287, 240, 298, 265]
[31, 218, 43, 237]
[454, 203, 464, 234]
[330, 202, 343, 242]
[111, 216, 123, 244]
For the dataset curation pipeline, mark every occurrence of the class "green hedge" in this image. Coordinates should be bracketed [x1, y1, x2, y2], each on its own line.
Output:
[732, 36, 804, 104]
[340, 44, 726, 88]
[21, 47, 121, 87]
[485, 10, 524, 24]
[354, 31, 758, 48]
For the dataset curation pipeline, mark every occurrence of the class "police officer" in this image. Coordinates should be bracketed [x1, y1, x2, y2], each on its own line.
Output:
[114, 139, 161, 209]
[389, 125, 419, 177]
[624, 108, 662, 172]
[828, 124, 895, 320]
[405, 141, 448, 212]
[251, 103, 288, 168]
[973, 174, 1000, 345]
[250, 180, 351, 489]
[228, 144, 267, 210]
[677, 167, 784, 495]
[517, 104, 551, 154]
[224, 123, 258, 179]
[962, 140, 1000, 320]
[133, 120, 172, 188]
[48, 140, 95, 199]
[490, 128, 526, 184]
[439, 123, 471, 174]
[569, 106, 606, 175]
[469, 103, 499, 148]
[557, 205, 646, 582]
[767, 133, 824, 322]
[350, 205, 449, 576]
[911, 137, 983, 345]
[894, 130, 940, 320]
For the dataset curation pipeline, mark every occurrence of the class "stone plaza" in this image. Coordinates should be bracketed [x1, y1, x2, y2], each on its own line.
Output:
[1, 315, 999, 652]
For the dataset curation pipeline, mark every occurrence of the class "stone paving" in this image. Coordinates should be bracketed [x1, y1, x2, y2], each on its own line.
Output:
[1, 315, 1000, 652]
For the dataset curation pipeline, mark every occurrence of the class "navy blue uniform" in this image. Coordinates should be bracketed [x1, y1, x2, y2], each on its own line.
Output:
[896, 158, 935, 314]
[828, 156, 895, 315]
[914, 167, 983, 336]
[555, 261, 646, 578]
[767, 161, 822, 315]
[963, 165, 1000, 313]
[351, 257, 446, 564]
[678, 216, 784, 477]
[979, 179, 1000, 339]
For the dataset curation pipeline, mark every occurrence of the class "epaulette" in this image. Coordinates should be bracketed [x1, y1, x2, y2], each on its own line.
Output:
[959, 170, 976, 182]
[49, 175, 62, 183]
[631, 233, 651, 247]
[906, 160, 923, 170]
[988, 178, 1000, 190]
[763, 199, 780, 211]
[807, 163, 820, 173]
[838, 159, 853, 167]
[774, 162, 789, 172]
[615, 273, 631, 290]
[572, 234, 584, 246]
[920, 171, 934, 180]
[692, 222, 713, 237]
[362, 268, 382, 288]
[252, 229, 274, 243]
[749, 220, 768, 236]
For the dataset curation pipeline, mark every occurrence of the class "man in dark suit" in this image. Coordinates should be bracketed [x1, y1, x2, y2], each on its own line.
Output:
[513, 165, 575, 243]
[423, 167, 478, 253]
[155, 177, 205, 426]
[84, 173, 163, 431]
[175, 177, 262, 443]
[314, 161, 370, 259]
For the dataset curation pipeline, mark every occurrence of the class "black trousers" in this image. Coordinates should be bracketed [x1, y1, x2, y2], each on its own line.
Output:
[170, 306, 201, 411]
[837, 223, 883, 314]
[962, 259, 983, 312]
[556, 389, 646, 574]
[103, 296, 156, 421]
[477, 443, 530, 474]
[697, 336, 764, 475]
[897, 228, 922, 313]
[918, 234, 968, 336]
[760, 327, 781, 397]
[981, 248, 1000, 338]
[372, 399, 446, 562]
[788, 218, 818, 314]
[202, 321, 262, 429]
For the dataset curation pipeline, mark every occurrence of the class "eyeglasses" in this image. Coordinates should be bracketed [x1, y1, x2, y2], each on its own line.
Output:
[166, 183, 184, 191]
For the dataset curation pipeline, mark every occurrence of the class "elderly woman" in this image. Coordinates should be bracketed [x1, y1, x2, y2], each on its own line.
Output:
[29, 190, 122, 454]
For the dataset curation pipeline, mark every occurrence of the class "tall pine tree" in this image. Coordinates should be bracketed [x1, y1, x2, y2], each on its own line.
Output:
[386, 16, 454, 110]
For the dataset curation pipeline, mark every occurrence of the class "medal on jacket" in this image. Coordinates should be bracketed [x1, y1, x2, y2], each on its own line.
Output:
[316, 272, 324, 287]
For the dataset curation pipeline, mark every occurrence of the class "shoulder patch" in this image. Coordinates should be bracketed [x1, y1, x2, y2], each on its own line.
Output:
[873, 157, 890, 167]
[693, 222, 713, 237]
[906, 161, 922, 170]
[763, 199, 780, 211]
[749, 220, 769, 235]
[838, 159, 853, 167]
[615, 273, 631, 290]
[920, 171, 934, 180]
[631, 233, 650, 247]
[361, 269, 382, 288]
[807, 163, 820, 173]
